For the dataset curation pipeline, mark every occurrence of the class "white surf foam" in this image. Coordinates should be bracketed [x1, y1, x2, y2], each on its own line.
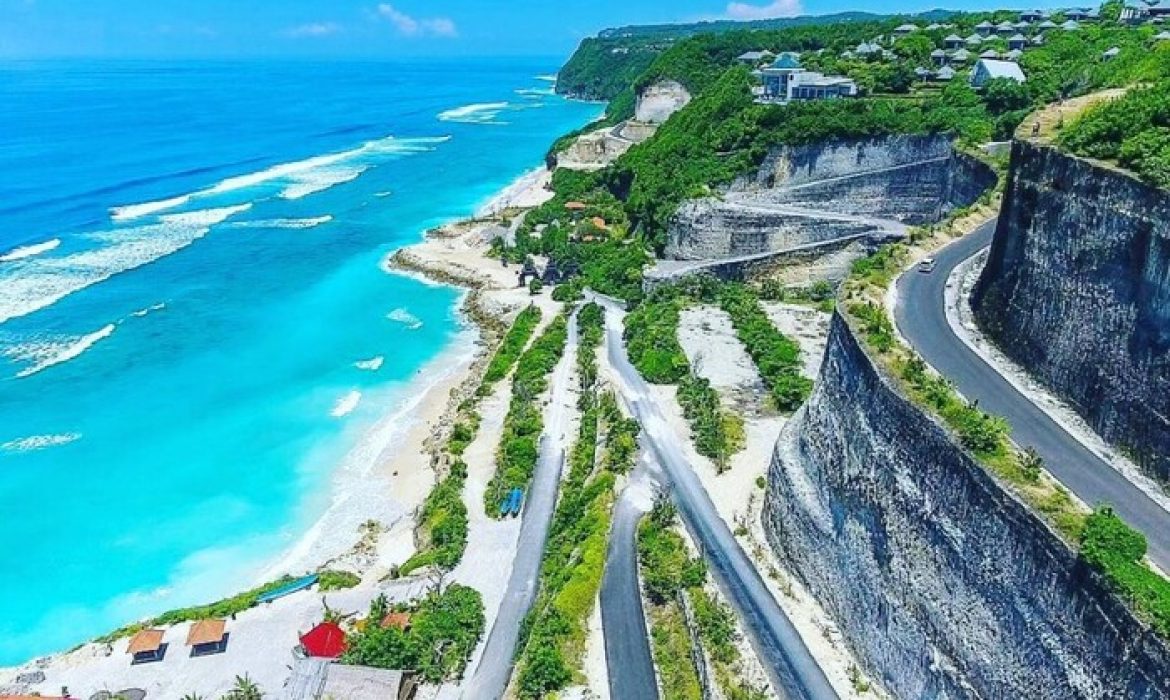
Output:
[280, 167, 366, 200]
[374, 191, 393, 198]
[0, 239, 61, 262]
[387, 308, 423, 330]
[13, 323, 116, 378]
[536, 74, 558, 83]
[1, 433, 81, 452]
[355, 356, 385, 371]
[110, 194, 193, 222]
[107, 135, 450, 222]
[131, 302, 167, 318]
[515, 87, 556, 98]
[231, 216, 333, 230]
[331, 390, 362, 418]
[438, 102, 510, 124]
[0, 204, 251, 327]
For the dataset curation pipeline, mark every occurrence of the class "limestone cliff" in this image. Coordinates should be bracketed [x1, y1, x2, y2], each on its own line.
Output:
[633, 80, 691, 124]
[764, 312, 1170, 699]
[972, 140, 1170, 487]
[665, 135, 995, 260]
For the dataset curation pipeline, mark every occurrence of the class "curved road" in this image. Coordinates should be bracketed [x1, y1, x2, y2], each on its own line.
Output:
[895, 221, 1170, 568]
[601, 470, 659, 700]
[462, 310, 579, 700]
[592, 293, 839, 700]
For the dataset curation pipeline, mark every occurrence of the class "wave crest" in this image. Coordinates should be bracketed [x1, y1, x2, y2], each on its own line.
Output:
[387, 308, 423, 330]
[0, 239, 61, 262]
[1, 433, 81, 452]
[331, 390, 362, 418]
[11, 323, 116, 379]
[438, 102, 510, 125]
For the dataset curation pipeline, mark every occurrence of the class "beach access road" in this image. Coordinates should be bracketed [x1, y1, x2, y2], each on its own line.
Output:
[601, 458, 660, 700]
[895, 220, 1170, 569]
[461, 308, 579, 700]
[590, 292, 839, 700]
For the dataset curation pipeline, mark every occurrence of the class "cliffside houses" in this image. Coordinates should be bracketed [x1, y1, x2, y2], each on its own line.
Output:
[758, 53, 858, 103]
[971, 58, 1027, 87]
[1121, 0, 1170, 22]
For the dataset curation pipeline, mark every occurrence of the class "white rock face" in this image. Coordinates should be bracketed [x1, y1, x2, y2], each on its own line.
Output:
[634, 80, 691, 124]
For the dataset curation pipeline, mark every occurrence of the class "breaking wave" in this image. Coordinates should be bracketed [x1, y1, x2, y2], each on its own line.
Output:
[231, 216, 333, 230]
[438, 102, 510, 125]
[0, 239, 61, 262]
[1, 433, 81, 452]
[12, 323, 116, 379]
[0, 204, 251, 326]
[355, 356, 385, 371]
[108, 135, 450, 221]
[331, 390, 362, 418]
[387, 308, 423, 330]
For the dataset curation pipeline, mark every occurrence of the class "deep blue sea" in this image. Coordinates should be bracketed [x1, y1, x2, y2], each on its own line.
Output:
[0, 58, 599, 665]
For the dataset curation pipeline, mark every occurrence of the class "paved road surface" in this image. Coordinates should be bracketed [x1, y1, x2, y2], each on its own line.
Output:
[461, 311, 579, 700]
[895, 221, 1170, 569]
[591, 293, 839, 700]
[601, 465, 659, 700]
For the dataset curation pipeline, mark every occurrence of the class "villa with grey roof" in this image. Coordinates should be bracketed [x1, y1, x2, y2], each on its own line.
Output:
[758, 53, 858, 103]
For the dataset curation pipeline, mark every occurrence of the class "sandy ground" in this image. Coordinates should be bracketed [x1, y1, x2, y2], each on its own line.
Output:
[668, 302, 883, 699]
[1, 169, 564, 698]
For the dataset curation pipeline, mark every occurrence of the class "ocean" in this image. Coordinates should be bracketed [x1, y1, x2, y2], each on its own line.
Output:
[0, 58, 600, 665]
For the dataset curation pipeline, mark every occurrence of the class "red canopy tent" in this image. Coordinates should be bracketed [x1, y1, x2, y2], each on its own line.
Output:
[300, 621, 347, 659]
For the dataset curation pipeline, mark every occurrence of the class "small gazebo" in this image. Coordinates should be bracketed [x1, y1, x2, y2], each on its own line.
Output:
[126, 629, 166, 664]
[187, 619, 228, 656]
[300, 621, 347, 659]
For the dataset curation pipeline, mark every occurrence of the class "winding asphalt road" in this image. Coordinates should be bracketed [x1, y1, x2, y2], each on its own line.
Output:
[461, 310, 579, 700]
[591, 292, 839, 700]
[601, 465, 659, 700]
[895, 220, 1170, 569]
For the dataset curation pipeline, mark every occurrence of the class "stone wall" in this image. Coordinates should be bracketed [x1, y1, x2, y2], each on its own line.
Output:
[972, 140, 1170, 487]
[665, 135, 996, 261]
[763, 312, 1170, 699]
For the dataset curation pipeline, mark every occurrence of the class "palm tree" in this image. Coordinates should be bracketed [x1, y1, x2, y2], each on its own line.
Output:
[222, 675, 263, 700]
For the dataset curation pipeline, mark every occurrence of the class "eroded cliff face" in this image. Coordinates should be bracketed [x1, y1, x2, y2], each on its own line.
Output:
[634, 80, 691, 124]
[665, 135, 995, 260]
[764, 313, 1170, 699]
[972, 140, 1170, 486]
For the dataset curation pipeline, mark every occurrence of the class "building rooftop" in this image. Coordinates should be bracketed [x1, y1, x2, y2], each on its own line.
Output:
[976, 58, 1027, 82]
[770, 52, 802, 69]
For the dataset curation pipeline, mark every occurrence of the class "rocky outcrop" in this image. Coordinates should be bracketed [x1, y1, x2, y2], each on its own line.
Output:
[972, 140, 1170, 487]
[634, 80, 691, 124]
[763, 312, 1170, 699]
[665, 135, 996, 260]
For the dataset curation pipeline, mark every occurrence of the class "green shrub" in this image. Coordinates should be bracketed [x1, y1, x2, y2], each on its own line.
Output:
[317, 570, 360, 591]
[479, 306, 542, 395]
[719, 284, 811, 411]
[1080, 507, 1170, 636]
[1061, 81, 1170, 189]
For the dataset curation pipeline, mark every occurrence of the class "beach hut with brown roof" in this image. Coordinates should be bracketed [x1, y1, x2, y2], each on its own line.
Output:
[187, 618, 228, 656]
[127, 628, 166, 664]
[564, 201, 587, 211]
[590, 216, 609, 230]
[381, 611, 413, 632]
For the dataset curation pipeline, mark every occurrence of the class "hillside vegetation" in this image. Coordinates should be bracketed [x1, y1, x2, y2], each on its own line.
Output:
[1060, 80, 1170, 188]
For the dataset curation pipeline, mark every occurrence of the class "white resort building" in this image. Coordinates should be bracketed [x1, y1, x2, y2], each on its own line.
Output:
[758, 53, 858, 103]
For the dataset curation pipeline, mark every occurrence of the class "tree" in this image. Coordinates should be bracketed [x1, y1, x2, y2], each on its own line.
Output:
[517, 643, 573, 698]
[1017, 446, 1044, 482]
[529, 277, 544, 296]
[983, 77, 1031, 115]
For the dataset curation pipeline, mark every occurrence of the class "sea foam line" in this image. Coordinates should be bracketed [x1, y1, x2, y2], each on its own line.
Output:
[331, 390, 362, 418]
[0, 204, 251, 327]
[387, 308, 423, 330]
[15, 324, 116, 378]
[355, 356, 385, 371]
[109, 135, 451, 221]
[438, 102, 510, 124]
[231, 216, 334, 230]
[1, 433, 81, 452]
[0, 239, 61, 262]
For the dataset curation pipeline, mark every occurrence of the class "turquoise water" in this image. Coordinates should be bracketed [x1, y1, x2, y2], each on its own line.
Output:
[0, 59, 600, 664]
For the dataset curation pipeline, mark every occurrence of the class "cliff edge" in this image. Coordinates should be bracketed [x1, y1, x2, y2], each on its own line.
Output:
[763, 311, 1170, 699]
[972, 140, 1170, 488]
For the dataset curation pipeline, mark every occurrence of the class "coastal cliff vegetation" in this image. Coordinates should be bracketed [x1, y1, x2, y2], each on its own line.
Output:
[842, 237, 1170, 638]
[1060, 80, 1170, 188]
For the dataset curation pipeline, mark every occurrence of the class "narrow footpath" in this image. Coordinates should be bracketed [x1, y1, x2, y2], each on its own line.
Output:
[461, 309, 580, 700]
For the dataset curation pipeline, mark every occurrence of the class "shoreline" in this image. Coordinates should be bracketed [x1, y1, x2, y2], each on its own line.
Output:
[0, 163, 555, 694]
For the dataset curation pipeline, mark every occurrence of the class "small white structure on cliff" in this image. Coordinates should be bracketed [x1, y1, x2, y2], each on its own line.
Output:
[759, 53, 858, 103]
[970, 58, 1027, 88]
